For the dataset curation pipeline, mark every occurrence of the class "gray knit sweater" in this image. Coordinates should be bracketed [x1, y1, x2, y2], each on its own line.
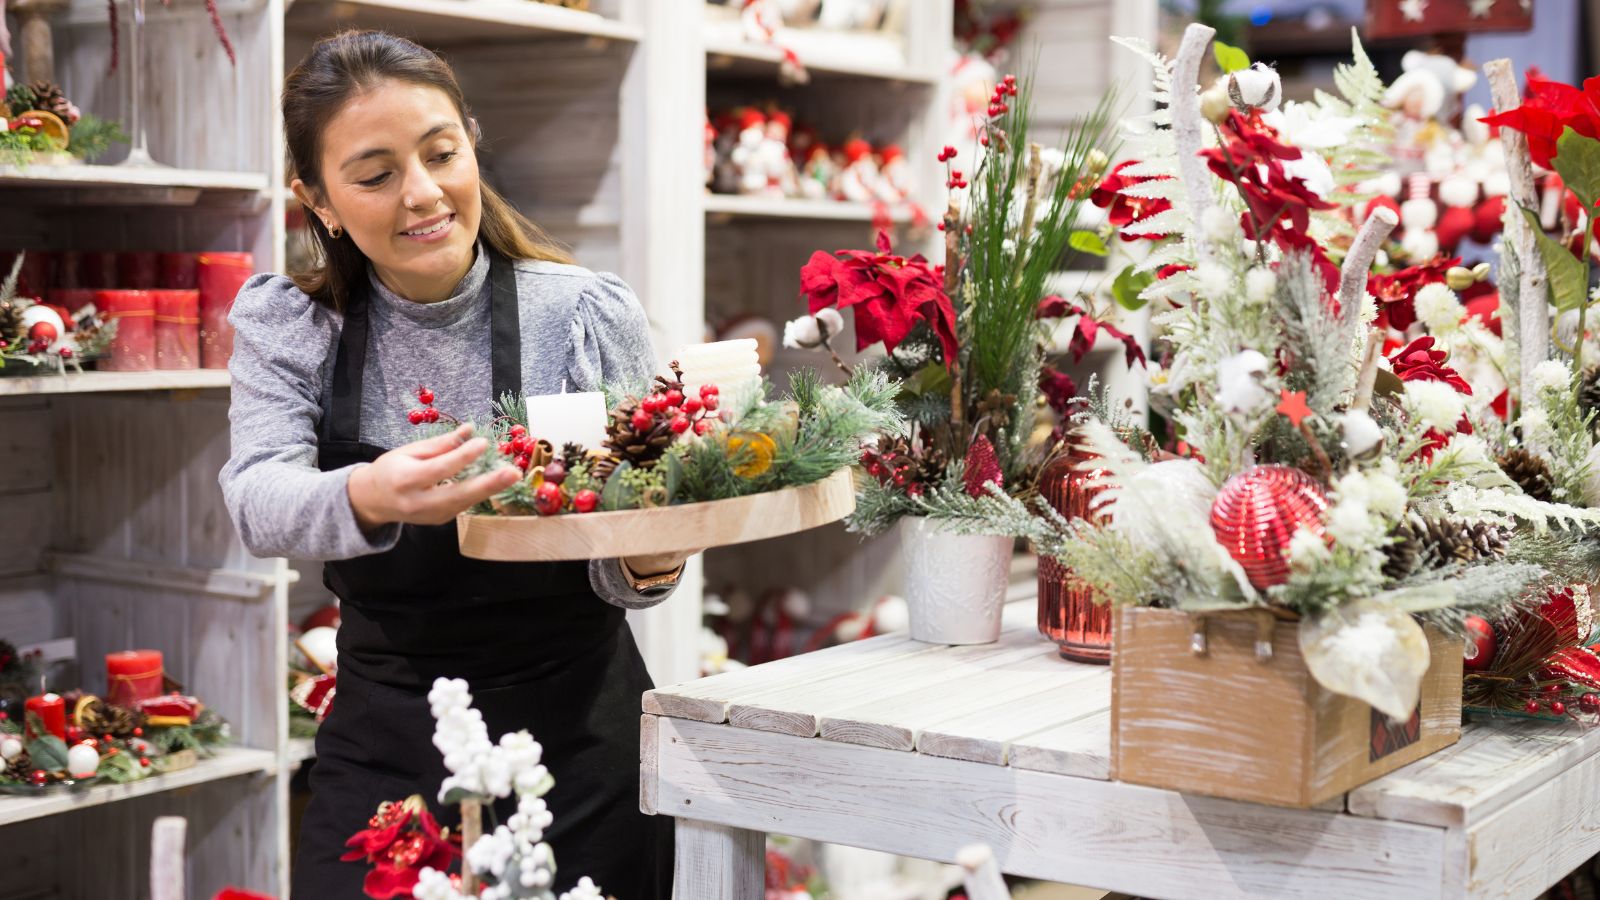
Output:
[218, 247, 672, 609]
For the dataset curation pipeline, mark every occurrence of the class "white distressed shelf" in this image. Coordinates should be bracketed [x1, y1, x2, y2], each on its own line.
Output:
[287, 738, 317, 771]
[286, 0, 643, 44]
[0, 164, 268, 205]
[703, 194, 912, 225]
[0, 369, 231, 396]
[0, 747, 278, 827]
[702, 15, 932, 84]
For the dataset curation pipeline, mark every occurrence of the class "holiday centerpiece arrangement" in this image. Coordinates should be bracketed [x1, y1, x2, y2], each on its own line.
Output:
[0, 645, 228, 792]
[937, 26, 1600, 807]
[782, 69, 1125, 644]
[439, 340, 900, 562]
[0, 254, 117, 373]
[0, 71, 128, 167]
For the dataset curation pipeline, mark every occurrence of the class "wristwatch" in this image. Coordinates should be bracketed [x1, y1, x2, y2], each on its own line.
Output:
[618, 558, 684, 599]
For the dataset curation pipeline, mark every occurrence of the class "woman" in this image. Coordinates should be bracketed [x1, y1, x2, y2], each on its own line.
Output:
[219, 30, 678, 898]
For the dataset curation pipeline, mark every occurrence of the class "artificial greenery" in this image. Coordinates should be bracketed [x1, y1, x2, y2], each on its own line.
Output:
[146, 708, 229, 757]
[67, 114, 129, 162]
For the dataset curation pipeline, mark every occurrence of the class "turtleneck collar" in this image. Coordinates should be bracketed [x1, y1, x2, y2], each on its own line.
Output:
[367, 244, 489, 329]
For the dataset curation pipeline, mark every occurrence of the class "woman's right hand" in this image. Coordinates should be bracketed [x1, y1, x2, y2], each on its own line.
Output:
[347, 423, 521, 531]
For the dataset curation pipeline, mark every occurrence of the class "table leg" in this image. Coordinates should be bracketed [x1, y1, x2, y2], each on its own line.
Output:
[674, 818, 765, 900]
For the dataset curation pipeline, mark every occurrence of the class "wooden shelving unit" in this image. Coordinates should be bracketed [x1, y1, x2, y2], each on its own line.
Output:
[0, 0, 1144, 895]
[0, 748, 280, 827]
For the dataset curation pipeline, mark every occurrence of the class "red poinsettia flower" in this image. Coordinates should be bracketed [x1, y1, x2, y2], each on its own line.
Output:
[800, 230, 960, 367]
[1367, 256, 1460, 332]
[1038, 366, 1079, 419]
[1090, 159, 1173, 241]
[342, 797, 459, 900]
[1479, 69, 1600, 171]
[1389, 336, 1472, 395]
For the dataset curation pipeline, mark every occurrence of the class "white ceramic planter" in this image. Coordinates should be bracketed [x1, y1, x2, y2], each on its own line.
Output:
[900, 516, 1012, 644]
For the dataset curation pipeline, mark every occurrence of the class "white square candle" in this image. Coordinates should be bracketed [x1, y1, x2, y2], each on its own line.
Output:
[523, 391, 610, 452]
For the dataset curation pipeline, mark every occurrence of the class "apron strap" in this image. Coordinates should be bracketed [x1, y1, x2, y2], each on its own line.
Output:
[322, 248, 521, 445]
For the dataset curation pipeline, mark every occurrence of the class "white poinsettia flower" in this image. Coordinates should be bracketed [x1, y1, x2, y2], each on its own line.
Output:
[1281, 151, 1335, 198]
[1216, 349, 1271, 414]
[1263, 101, 1359, 150]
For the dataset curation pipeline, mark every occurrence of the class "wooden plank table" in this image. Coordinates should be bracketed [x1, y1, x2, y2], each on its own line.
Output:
[641, 602, 1600, 899]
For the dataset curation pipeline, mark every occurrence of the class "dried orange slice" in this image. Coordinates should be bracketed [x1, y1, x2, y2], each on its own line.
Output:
[20, 109, 69, 150]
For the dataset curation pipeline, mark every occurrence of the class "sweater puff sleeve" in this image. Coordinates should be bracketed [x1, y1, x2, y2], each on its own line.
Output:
[564, 271, 683, 611]
[218, 275, 403, 561]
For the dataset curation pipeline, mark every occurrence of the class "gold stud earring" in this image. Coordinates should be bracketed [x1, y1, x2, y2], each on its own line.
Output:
[326, 222, 343, 239]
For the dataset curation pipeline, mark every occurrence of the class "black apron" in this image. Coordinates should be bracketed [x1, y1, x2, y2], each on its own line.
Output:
[290, 250, 673, 899]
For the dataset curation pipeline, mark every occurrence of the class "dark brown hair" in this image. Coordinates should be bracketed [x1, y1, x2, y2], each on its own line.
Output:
[282, 30, 573, 310]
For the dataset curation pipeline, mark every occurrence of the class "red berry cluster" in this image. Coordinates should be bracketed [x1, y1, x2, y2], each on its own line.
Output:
[497, 424, 545, 473]
[859, 447, 925, 498]
[636, 383, 722, 438]
[406, 385, 443, 426]
[1523, 685, 1600, 717]
[988, 74, 1017, 119]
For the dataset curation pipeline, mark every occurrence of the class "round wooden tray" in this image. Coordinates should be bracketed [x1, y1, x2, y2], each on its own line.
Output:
[456, 467, 856, 561]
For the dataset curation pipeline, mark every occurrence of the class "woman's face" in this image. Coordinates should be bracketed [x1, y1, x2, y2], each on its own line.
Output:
[295, 79, 482, 302]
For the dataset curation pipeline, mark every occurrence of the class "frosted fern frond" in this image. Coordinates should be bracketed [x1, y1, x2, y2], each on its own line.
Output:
[1335, 29, 1385, 112]
[1111, 36, 1172, 104]
[1442, 484, 1600, 534]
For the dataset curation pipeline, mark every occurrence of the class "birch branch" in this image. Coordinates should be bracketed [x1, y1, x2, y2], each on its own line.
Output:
[150, 817, 186, 900]
[1020, 142, 1044, 245]
[957, 844, 1012, 900]
[460, 799, 483, 894]
[1172, 22, 1218, 261]
[1485, 58, 1548, 397]
[1344, 207, 1397, 413]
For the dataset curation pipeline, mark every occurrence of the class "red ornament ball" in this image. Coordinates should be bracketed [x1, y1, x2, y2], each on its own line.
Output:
[139, 757, 151, 768]
[1210, 465, 1329, 592]
[533, 482, 565, 516]
[1580, 693, 1600, 713]
[1435, 205, 1475, 254]
[27, 321, 58, 344]
[1471, 195, 1507, 244]
[29, 769, 47, 786]
[572, 489, 599, 514]
[1526, 699, 1543, 714]
[1552, 700, 1569, 716]
[1463, 615, 1497, 672]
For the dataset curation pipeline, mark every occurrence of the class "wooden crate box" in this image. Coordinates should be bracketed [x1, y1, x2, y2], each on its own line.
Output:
[1110, 606, 1464, 808]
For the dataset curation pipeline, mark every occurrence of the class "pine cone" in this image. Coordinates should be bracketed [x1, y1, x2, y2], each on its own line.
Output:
[3, 748, 33, 782]
[26, 81, 76, 125]
[1498, 447, 1556, 502]
[1580, 364, 1600, 422]
[560, 442, 587, 473]
[0, 301, 23, 347]
[1382, 520, 1424, 580]
[78, 697, 145, 740]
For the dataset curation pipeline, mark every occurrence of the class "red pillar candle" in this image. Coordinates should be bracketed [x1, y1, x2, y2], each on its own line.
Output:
[106, 650, 165, 708]
[153, 290, 201, 370]
[24, 693, 67, 741]
[118, 251, 160, 289]
[158, 252, 199, 289]
[49, 289, 99, 321]
[197, 252, 253, 370]
[96, 290, 157, 371]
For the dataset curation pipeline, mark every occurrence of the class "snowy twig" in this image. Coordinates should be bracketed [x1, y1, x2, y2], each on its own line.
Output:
[1172, 22, 1218, 261]
[1485, 58, 1548, 399]
[1344, 207, 1397, 414]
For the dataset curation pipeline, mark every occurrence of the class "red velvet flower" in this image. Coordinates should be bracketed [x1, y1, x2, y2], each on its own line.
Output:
[1090, 160, 1173, 241]
[1389, 336, 1472, 395]
[1038, 366, 1079, 418]
[800, 230, 959, 366]
[1047, 296, 1146, 368]
[1479, 69, 1600, 171]
[1367, 256, 1460, 333]
[342, 798, 459, 900]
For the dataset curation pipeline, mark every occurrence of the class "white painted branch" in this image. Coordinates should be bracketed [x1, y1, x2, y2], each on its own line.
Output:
[1341, 206, 1398, 326]
[1485, 58, 1549, 394]
[150, 816, 186, 900]
[1172, 22, 1218, 261]
[957, 844, 1013, 900]
[460, 799, 483, 894]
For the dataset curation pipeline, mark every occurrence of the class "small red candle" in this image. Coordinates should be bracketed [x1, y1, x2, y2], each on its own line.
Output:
[96, 290, 157, 371]
[106, 650, 164, 708]
[197, 252, 253, 370]
[158, 252, 199, 290]
[153, 290, 200, 370]
[25, 693, 66, 742]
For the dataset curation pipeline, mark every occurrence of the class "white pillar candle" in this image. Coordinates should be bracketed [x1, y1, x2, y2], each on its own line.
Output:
[523, 391, 610, 452]
[678, 339, 764, 410]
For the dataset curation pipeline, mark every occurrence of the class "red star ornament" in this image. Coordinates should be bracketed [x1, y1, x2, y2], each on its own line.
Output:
[1276, 389, 1312, 428]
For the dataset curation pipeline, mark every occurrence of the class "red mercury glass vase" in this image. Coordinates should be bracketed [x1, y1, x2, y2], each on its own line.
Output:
[1037, 445, 1112, 663]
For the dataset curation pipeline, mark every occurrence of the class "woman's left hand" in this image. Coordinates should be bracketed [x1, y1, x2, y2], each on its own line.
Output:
[622, 550, 698, 576]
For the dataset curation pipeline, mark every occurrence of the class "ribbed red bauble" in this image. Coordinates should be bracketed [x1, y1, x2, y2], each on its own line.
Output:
[1210, 465, 1329, 592]
[1462, 615, 1497, 672]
